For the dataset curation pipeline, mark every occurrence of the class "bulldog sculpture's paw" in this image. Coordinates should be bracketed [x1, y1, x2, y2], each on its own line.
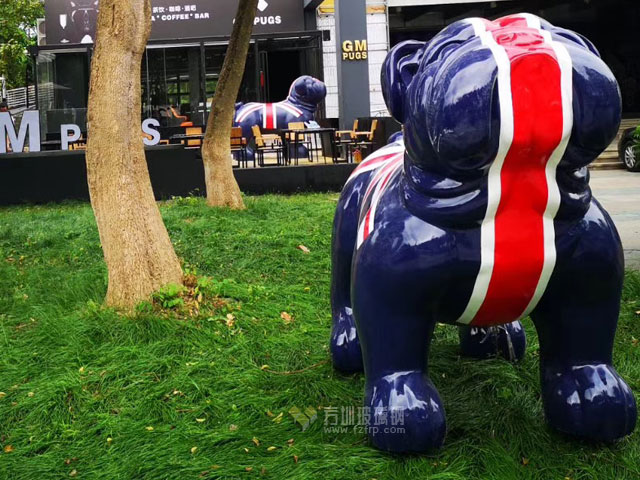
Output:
[366, 371, 446, 453]
[330, 13, 635, 452]
[542, 364, 637, 442]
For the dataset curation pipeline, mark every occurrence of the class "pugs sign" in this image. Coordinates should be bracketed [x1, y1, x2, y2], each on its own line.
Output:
[342, 40, 368, 61]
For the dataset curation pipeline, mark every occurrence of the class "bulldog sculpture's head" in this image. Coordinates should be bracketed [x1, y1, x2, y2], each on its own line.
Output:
[287, 75, 327, 110]
[382, 14, 621, 179]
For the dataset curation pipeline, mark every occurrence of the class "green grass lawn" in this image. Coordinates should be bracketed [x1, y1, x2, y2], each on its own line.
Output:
[0, 194, 639, 479]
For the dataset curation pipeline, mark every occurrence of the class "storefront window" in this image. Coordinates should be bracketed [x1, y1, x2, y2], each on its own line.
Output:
[34, 33, 322, 138]
[36, 49, 89, 138]
[204, 44, 258, 106]
[142, 46, 205, 126]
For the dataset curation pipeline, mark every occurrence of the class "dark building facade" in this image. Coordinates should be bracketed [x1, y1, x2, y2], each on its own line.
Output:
[33, 0, 324, 138]
[387, 0, 640, 116]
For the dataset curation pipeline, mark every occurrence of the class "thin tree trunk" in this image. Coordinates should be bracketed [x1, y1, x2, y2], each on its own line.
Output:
[86, 0, 183, 309]
[201, 0, 258, 209]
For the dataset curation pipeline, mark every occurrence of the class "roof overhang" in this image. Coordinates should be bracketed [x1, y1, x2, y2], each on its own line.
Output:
[304, 0, 325, 9]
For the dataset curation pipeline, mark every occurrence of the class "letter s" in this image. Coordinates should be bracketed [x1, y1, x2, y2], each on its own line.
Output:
[142, 118, 161, 146]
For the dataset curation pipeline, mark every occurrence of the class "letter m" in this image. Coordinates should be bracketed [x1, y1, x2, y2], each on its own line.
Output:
[0, 111, 41, 154]
[355, 40, 368, 52]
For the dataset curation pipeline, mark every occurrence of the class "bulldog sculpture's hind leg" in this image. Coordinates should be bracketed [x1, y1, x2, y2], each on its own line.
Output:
[330, 14, 637, 452]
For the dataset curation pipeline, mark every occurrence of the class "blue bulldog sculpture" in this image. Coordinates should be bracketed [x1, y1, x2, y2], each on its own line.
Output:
[330, 13, 637, 453]
[234, 75, 327, 161]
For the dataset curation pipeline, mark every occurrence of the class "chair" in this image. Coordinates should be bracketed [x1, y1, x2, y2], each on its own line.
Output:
[287, 122, 314, 164]
[230, 126, 249, 168]
[183, 126, 203, 148]
[350, 119, 379, 162]
[170, 106, 193, 127]
[157, 108, 171, 127]
[335, 119, 358, 162]
[252, 125, 283, 167]
[335, 119, 358, 141]
[70, 134, 87, 150]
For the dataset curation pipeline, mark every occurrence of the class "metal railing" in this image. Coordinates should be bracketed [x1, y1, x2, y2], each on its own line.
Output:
[6, 86, 37, 110]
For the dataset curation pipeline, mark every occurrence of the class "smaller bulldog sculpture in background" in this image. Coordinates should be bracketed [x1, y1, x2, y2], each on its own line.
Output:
[330, 13, 637, 453]
[234, 76, 327, 161]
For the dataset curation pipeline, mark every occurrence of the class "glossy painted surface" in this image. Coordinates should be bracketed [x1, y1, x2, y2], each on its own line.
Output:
[330, 13, 636, 452]
[233, 76, 326, 160]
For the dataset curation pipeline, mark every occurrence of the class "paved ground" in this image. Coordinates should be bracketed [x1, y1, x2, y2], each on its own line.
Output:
[590, 169, 640, 269]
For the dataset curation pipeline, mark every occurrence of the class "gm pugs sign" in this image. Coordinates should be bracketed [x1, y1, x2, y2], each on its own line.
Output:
[342, 40, 368, 61]
[335, 0, 370, 130]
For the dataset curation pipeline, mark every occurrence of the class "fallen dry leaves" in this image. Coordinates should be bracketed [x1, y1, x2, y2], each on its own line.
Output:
[297, 245, 311, 254]
[280, 312, 293, 325]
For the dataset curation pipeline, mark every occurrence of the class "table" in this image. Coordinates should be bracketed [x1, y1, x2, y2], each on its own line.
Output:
[40, 140, 62, 151]
[170, 133, 205, 148]
[278, 128, 340, 165]
[41, 139, 86, 151]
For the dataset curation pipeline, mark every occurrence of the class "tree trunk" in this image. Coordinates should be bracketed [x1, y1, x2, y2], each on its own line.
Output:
[86, 0, 183, 309]
[201, 0, 259, 209]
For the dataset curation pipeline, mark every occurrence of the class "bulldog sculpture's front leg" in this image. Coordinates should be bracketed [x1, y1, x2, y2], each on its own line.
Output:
[532, 202, 636, 441]
[330, 174, 364, 373]
[349, 200, 450, 452]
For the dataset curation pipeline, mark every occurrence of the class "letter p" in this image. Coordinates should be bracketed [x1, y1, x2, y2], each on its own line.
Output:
[61, 124, 81, 151]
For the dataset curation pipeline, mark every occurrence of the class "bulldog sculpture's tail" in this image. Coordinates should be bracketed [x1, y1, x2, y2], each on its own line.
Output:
[330, 14, 636, 453]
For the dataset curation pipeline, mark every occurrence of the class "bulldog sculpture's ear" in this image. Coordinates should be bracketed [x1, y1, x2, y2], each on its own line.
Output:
[381, 40, 426, 123]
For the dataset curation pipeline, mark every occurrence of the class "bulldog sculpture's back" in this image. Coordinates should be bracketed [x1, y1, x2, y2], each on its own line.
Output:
[330, 14, 636, 452]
